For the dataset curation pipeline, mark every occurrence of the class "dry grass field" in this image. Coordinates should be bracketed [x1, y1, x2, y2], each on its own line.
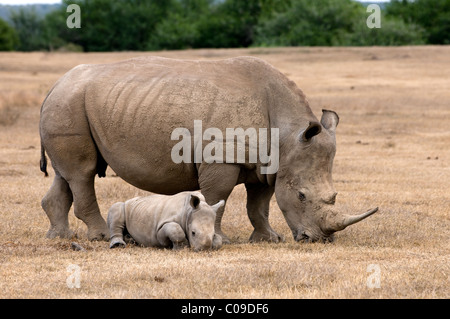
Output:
[0, 46, 449, 299]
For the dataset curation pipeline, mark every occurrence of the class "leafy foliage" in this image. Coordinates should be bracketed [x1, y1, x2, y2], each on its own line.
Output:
[0, 17, 18, 51]
[386, 0, 450, 44]
[9, 8, 47, 51]
[4, 0, 450, 51]
[255, 0, 362, 46]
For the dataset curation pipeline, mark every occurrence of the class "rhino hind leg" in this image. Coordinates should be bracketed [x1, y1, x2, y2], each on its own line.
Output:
[41, 172, 73, 239]
[67, 174, 109, 241]
[245, 183, 284, 243]
[43, 133, 109, 241]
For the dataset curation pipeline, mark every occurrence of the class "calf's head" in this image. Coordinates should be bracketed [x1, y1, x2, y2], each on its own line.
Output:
[186, 195, 224, 251]
[275, 109, 378, 243]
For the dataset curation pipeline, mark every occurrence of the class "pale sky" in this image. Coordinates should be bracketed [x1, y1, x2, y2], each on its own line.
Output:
[0, 0, 61, 4]
[0, 0, 390, 4]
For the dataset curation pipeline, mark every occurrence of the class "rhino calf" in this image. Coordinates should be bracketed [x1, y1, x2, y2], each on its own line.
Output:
[107, 191, 224, 251]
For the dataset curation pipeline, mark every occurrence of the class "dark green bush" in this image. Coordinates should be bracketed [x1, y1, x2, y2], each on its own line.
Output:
[349, 15, 425, 46]
[4, 0, 449, 51]
[0, 18, 18, 51]
[386, 0, 450, 44]
[9, 8, 46, 51]
[255, 0, 361, 46]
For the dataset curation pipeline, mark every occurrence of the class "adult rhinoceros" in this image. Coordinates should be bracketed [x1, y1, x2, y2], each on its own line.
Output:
[39, 56, 377, 243]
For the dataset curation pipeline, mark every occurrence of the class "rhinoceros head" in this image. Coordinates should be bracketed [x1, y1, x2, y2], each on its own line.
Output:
[274, 109, 378, 243]
[186, 195, 224, 251]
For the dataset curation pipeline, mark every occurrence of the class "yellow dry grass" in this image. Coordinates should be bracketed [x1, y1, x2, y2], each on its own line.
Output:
[0, 47, 449, 299]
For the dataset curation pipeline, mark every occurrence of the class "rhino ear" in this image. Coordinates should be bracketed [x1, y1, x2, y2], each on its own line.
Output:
[300, 121, 322, 142]
[189, 195, 201, 210]
[210, 200, 225, 213]
[321, 109, 339, 132]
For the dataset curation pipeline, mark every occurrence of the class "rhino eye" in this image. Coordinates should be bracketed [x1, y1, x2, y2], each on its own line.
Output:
[298, 191, 306, 202]
[191, 231, 196, 237]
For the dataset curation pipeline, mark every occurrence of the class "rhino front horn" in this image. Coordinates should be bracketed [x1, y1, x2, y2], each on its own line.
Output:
[327, 207, 379, 232]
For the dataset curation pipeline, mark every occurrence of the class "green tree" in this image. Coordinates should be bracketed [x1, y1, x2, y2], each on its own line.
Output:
[0, 17, 18, 51]
[41, 8, 69, 51]
[349, 16, 425, 46]
[148, 0, 290, 50]
[54, 0, 177, 51]
[255, 0, 426, 46]
[255, 0, 361, 46]
[10, 7, 46, 51]
[387, 0, 450, 44]
[212, 0, 271, 47]
[198, 0, 290, 48]
[147, 0, 211, 50]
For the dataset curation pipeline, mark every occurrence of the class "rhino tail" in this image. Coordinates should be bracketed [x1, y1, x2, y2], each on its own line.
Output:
[39, 84, 56, 178]
[96, 150, 108, 178]
[40, 143, 49, 177]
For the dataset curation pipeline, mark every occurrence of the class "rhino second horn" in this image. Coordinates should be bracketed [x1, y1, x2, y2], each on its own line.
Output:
[328, 207, 379, 232]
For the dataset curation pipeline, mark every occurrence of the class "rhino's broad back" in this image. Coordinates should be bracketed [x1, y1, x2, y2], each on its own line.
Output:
[83, 57, 274, 192]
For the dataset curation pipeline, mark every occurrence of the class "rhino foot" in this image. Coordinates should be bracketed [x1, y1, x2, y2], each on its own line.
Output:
[172, 238, 189, 251]
[215, 230, 231, 245]
[87, 224, 110, 242]
[249, 229, 284, 243]
[109, 237, 126, 249]
[123, 236, 136, 245]
[46, 227, 74, 239]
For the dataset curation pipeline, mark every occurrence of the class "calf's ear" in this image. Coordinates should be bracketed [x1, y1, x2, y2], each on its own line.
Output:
[210, 200, 225, 213]
[189, 195, 201, 209]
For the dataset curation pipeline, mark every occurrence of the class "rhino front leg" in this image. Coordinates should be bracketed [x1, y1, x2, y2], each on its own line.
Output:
[245, 183, 283, 243]
[212, 233, 223, 250]
[41, 172, 73, 239]
[198, 164, 241, 244]
[107, 202, 126, 248]
[157, 222, 188, 250]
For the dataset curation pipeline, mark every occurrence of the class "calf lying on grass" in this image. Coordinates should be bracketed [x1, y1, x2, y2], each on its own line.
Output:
[107, 191, 224, 251]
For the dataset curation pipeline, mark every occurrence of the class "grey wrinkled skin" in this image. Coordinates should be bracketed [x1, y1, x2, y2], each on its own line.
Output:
[107, 191, 223, 251]
[40, 56, 377, 243]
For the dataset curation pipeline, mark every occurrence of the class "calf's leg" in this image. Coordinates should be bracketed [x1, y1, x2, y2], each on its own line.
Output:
[157, 222, 188, 250]
[107, 202, 126, 248]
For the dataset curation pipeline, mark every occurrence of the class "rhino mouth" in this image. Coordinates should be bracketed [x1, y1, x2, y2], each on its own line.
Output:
[293, 229, 334, 243]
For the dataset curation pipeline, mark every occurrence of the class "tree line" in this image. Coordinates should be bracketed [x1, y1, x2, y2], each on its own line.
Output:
[0, 0, 449, 52]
